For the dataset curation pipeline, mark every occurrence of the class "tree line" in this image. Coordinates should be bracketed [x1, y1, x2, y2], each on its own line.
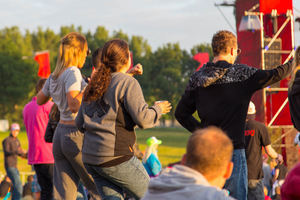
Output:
[0, 25, 213, 126]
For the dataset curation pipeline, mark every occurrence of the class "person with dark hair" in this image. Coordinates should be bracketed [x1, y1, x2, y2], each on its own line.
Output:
[23, 79, 54, 200]
[272, 156, 287, 194]
[0, 176, 13, 198]
[142, 126, 234, 200]
[175, 30, 293, 200]
[22, 175, 34, 198]
[245, 101, 282, 200]
[2, 123, 27, 200]
[75, 38, 172, 200]
[87, 47, 143, 83]
[36, 32, 100, 200]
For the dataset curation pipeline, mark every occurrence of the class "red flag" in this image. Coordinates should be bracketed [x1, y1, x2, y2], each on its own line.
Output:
[193, 52, 209, 71]
[128, 51, 133, 70]
[34, 51, 51, 78]
[259, 0, 292, 14]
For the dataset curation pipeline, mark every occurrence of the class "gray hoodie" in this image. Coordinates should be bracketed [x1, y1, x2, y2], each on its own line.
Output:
[142, 165, 235, 200]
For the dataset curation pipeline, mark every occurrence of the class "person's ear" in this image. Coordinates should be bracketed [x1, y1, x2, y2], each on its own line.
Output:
[180, 154, 187, 165]
[230, 48, 234, 56]
[224, 161, 233, 179]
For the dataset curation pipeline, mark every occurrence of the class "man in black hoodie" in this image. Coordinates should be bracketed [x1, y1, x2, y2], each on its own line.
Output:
[175, 30, 293, 200]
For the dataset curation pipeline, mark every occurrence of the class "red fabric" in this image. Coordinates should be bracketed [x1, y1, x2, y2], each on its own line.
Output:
[34, 51, 51, 78]
[264, 196, 272, 200]
[259, 0, 293, 14]
[127, 51, 133, 71]
[281, 162, 300, 199]
[193, 53, 209, 71]
[236, 0, 293, 126]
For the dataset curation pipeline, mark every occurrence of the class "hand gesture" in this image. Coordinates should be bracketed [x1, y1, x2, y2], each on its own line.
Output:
[127, 63, 143, 75]
[155, 100, 172, 114]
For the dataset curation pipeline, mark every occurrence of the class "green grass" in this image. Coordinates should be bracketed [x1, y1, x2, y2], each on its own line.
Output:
[136, 127, 190, 167]
[0, 127, 191, 187]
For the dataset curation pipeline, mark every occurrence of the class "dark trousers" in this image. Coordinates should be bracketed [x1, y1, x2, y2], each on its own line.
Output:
[34, 164, 54, 200]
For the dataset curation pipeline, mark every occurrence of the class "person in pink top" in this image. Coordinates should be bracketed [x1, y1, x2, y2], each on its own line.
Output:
[23, 78, 54, 200]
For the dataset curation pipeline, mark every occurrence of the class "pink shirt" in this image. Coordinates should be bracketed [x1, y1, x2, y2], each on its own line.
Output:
[23, 97, 54, 164]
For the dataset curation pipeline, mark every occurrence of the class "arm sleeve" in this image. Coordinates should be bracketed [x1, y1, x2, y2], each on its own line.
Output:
[65, 68, 85, 93]
[42, 77, 51, 97]
[123, 79, 162, 129]
[247, 60, 293, 92]
[261, 124, 272, 147]
[2, 140, 15, 157]
[175, 90, 202, 132]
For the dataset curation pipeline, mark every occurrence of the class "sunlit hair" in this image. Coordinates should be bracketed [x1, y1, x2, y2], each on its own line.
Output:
[186, 126, 233, 180]
[52, 32, 87, 79]
[84, 39, 129, 102]
[35, 78, 47, 94]
[211, 30, 237, 57]
[142, 145, 158, 164]
[92, 48, 102, 71]
[289, 46, 300, 89]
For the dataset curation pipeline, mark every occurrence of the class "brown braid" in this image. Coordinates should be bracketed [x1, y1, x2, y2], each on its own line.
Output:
[83, 39, 129, 102]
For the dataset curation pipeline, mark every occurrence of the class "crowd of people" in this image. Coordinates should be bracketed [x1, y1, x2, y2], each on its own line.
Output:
[2, 30, 300, 200]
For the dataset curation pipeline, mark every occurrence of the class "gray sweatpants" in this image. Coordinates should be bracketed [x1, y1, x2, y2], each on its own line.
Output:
[53, 123, 100, 200]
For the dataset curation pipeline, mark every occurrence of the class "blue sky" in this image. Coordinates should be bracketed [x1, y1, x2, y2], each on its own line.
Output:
[0, 0, 300, 51]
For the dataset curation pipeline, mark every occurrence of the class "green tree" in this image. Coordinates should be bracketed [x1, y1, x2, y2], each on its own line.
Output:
[148, 43, 186, 123]
[112, 29, 129, 41]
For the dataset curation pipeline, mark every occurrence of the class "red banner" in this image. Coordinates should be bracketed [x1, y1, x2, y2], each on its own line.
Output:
[34, 51, 51, 78]
[259, 0, 293, 14]
[193, 53, 209, 71]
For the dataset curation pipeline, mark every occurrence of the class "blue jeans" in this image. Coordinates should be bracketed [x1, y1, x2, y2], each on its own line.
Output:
[247, 179, 264, 200]
[224, 149, 248, 200]
[84, 156, 150, 200]
[6, 167, 22, 200]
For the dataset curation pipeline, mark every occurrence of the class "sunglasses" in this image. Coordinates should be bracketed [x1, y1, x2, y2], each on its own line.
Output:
[87, 49, 91, 56]
[237, 48, 242, 55]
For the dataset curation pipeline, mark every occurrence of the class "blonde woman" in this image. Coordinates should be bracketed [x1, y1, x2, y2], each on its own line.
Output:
[142, 136, 162, 177]
[37, 32, 100, 200]
[288, 46, 300, 131]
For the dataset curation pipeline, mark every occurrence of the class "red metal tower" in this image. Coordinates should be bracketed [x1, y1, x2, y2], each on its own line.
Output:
[235, 0, 296, 167]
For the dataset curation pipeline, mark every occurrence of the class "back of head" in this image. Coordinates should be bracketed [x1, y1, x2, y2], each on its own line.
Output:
[35, 78, 47, 94]
[212, 30, 237, 57]
[92, 48, 102, 71]
[84, 39, 129, 102]
[53, 32, 87, 78]
[27, 175, 33, 182]
[186, 126, 233, 180]
[101, 39, 129, 73]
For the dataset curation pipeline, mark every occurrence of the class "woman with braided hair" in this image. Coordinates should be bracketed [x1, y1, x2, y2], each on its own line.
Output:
[76, 38, 171, 200]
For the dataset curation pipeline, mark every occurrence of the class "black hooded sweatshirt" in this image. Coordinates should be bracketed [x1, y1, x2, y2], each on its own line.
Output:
[175, 60, 292, 149]
[288, 70, 300, 131]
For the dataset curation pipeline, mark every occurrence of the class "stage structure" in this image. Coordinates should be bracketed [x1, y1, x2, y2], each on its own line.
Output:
[234, 0, 297, 168]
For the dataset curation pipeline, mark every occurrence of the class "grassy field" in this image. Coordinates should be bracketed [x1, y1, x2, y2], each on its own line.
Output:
[0, 127, 191, 178]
